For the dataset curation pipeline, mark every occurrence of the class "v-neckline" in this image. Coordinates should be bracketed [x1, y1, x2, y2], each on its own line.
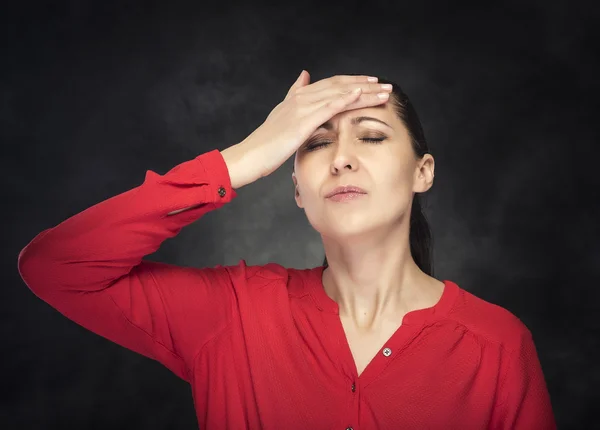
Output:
[307, 266, 460, 386]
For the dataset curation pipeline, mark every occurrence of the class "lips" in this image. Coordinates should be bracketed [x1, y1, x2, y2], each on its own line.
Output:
[325, 185, 367, 198]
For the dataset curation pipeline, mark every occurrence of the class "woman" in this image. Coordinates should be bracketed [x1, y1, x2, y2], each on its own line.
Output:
[18, 71, 556, 429]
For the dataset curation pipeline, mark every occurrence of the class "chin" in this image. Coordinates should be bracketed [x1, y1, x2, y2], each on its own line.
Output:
[321, 223, 376, 240]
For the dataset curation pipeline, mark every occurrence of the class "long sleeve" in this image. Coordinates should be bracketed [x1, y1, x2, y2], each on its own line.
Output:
[17, 149, 238, 382]
[490, 329, 557, 429]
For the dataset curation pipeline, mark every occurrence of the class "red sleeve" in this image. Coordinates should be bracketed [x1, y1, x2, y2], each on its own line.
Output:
[490, 329, 557, 429]
[17, 149, 238, 382]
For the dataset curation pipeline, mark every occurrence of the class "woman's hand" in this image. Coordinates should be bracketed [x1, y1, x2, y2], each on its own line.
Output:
[221, 71, 392, 189]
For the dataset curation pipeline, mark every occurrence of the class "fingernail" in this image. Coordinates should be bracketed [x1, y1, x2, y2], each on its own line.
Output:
[367, 76, 378, 82]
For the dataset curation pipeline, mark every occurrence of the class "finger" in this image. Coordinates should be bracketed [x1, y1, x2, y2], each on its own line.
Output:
[300, 75, 378, 95]
[306, 88, 364, 127]
[299, 82, 391, 102]
[342, 92, 391, 110]
[310, 87, 390, 113]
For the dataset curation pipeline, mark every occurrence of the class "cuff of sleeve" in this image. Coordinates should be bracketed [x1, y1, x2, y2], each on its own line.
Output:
[152, 149, 238, 205]
[194, 149, 238, 204]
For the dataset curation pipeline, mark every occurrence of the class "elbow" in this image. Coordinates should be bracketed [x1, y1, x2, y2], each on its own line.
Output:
[18, 244, 48, 296]
[17, 228, 57, 297]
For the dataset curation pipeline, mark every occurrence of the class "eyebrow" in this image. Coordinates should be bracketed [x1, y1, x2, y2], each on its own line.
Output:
[317, 114, 393, 131]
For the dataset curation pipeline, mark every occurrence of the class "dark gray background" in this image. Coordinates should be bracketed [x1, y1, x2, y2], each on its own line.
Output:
[3, 0, 598, 428]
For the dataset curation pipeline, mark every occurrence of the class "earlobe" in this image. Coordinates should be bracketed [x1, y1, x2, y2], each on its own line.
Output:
[415, 168, 434, 193]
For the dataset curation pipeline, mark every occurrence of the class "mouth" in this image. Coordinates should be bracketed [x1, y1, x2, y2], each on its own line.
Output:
[325, 185, 367, 198]
[325, 190, 368, 202]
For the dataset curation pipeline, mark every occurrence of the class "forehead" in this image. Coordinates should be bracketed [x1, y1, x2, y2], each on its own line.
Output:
[315, 103, 396, 131]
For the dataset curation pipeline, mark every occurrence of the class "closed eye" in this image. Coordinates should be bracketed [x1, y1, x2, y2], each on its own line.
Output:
[305, 137, 386, 151]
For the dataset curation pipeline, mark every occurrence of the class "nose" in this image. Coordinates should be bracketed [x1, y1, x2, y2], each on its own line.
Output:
[330, 139, 359, 174]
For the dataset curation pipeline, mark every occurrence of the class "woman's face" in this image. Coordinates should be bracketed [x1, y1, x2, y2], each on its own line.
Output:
[292, 102, 434, 240]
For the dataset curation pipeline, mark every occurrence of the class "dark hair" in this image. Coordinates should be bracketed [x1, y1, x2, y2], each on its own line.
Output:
[294, 76, 434, 277]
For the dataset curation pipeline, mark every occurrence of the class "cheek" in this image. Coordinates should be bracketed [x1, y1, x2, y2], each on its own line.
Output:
[295, 172, 322, 202]
[375, 161, 409, 189]
[386, 153, 417, 184]
[373, 166, 415, 208]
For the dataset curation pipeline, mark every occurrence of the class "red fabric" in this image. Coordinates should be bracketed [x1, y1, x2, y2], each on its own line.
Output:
[18, 149, 557, 429]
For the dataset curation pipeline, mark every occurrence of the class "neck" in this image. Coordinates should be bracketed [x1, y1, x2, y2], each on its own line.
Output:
[321, 224, 432, 331]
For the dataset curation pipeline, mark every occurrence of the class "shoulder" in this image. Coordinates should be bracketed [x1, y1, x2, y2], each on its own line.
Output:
[220, 260, 318, 301]
[446, 281, 533, 352]
[212, 259, 293, 286]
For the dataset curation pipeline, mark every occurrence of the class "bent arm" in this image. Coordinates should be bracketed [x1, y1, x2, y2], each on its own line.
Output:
[17, 149, 238, 381]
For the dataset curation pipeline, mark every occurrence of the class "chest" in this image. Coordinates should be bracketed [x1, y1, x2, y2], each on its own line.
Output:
[341, 317, 405, 377]
[193, 319, 496, 430]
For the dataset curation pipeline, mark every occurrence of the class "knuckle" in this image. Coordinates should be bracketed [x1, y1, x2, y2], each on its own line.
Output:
[292, 93, 307, 105]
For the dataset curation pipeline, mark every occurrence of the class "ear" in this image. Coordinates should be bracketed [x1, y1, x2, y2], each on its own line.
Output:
[414, 154, 435, 193]
[292, 173, 304, 208]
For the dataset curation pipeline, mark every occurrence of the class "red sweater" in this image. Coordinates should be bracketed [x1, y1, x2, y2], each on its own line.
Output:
[18, 149, 556, 429]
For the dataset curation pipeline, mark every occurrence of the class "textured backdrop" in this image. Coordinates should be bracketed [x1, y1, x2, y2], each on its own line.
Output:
[3, 0, 598, 428]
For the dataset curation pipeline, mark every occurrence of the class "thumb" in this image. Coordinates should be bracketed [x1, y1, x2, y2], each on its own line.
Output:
[286, 70, 310, 99]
